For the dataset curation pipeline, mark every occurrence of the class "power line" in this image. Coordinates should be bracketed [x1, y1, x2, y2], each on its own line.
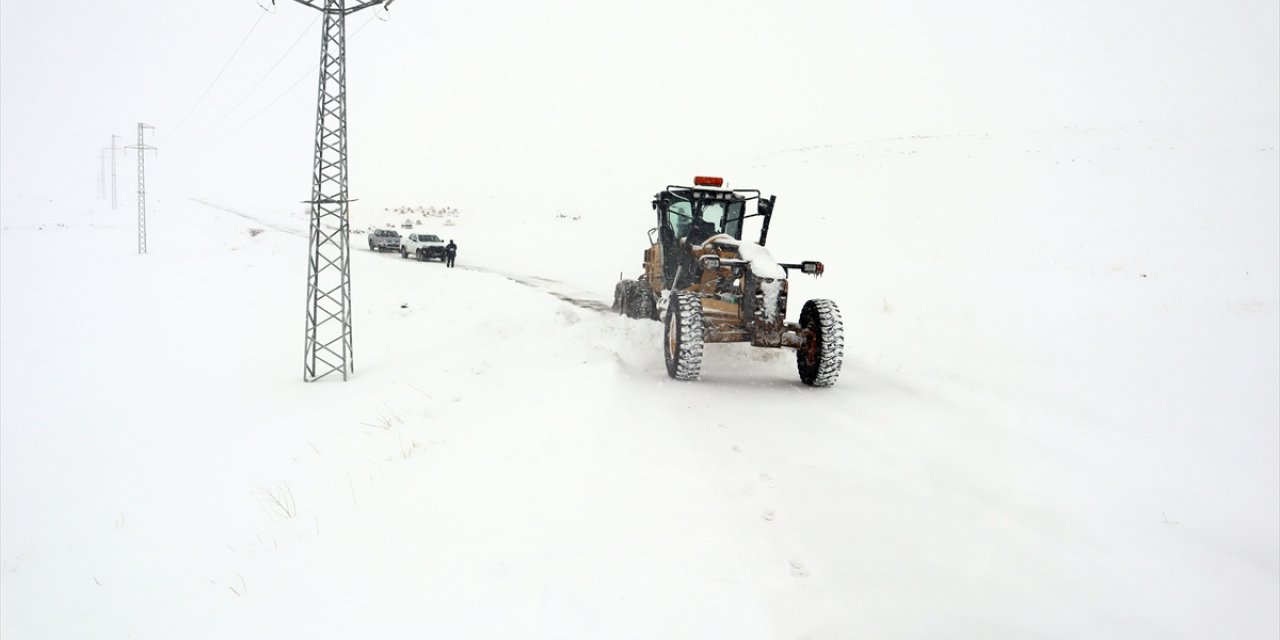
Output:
[201, 63, 314, 150]
[163, 9, 269, 142]
[198, 12, 381, 152]
[189, 14, 320, 143]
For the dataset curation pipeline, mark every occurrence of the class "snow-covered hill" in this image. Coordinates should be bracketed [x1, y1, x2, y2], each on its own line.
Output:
[1, 116, 1276, 638]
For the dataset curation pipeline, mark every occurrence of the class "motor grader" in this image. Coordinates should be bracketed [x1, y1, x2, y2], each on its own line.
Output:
[613, 176, 844, 386]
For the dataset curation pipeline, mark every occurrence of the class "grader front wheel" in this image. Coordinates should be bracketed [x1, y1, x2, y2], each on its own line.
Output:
[797, 299, 844, 387]
[664, 291, 705, 380]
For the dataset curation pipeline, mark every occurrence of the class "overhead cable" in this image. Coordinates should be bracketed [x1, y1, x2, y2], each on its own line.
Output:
[163, 8, 269, 142]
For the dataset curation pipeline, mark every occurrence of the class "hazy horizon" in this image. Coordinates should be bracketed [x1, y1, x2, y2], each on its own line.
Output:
[3, 0, 1277, 216]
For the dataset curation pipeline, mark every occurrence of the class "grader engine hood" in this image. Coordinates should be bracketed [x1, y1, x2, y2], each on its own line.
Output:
[704, 237, 786, 280]
[687, 237, 792, 347]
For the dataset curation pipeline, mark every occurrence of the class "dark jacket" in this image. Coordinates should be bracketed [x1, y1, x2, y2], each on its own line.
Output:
[445, 241, 457, 257]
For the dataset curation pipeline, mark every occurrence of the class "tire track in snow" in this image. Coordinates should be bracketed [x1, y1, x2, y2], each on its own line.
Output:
[190, 198, 615, 315]
[465, 269, 614, 314]
[190, 198, 309, 238]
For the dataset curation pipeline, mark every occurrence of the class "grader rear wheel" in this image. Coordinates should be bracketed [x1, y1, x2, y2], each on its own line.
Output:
[627, 283, 657, 320]
[614, 280, 657, 320]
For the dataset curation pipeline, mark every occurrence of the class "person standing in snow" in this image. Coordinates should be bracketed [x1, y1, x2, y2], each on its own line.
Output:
[445, 239, 457, 268]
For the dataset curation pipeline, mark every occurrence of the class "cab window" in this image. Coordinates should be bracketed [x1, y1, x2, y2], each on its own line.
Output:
[666, 201, 691, 238]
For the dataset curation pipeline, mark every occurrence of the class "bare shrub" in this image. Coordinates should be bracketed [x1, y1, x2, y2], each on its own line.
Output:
[360, 412, 403, 431]
[254, 482, 296, 519]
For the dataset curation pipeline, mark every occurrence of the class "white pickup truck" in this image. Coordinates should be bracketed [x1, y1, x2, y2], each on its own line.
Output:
[401, 232, 447, 262]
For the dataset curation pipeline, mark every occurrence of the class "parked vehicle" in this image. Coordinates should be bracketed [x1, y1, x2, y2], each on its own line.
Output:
[368, 228, 402, 252]
[401, 232, 448, 261]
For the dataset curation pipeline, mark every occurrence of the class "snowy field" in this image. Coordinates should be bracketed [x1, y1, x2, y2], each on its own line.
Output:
[3, 0, 1279, 637]
[2, 118, 1277, 638]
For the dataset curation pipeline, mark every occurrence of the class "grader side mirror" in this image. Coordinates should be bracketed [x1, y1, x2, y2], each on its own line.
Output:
[758, 197, 774, 216]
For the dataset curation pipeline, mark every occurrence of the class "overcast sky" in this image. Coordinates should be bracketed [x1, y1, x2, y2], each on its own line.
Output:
[2, 0, 1277, 217]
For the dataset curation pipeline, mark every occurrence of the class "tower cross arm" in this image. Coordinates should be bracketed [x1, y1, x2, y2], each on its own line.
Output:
[282, 0, 392, 14]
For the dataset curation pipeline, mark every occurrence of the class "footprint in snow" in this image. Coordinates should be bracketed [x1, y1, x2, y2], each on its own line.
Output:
[762, 510, 777, 522]
[789, 560, 809, 578]
[758, 472, 774, 487]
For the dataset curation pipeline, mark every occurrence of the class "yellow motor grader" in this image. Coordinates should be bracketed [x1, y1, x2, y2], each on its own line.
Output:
[613, 176, 844, 386]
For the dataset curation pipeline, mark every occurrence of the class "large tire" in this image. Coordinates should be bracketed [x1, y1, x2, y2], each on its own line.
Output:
[628, 283, 658, 321]
[664, 291, 705, 380]
[797, 299, 844, 387]
[401, 247, 409, 259]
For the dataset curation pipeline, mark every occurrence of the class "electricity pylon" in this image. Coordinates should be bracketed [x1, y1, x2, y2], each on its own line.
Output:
[125, 123, 156, 254]
[97, 148, 107, 200]
[109, 134, 122, 209]
[281, 0, 395, 382]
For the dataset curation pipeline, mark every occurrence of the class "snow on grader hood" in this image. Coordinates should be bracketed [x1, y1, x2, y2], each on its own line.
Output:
[613, 177, 845, 387]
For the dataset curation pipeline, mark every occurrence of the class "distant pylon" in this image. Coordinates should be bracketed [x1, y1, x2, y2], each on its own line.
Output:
[125, 124, 157, 254]
[97, 148, 107, 200]
[280, 0, 395, 382]
[109, 134, 122, 210]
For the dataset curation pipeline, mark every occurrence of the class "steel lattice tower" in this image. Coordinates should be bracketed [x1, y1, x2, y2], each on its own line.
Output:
[125, 124, 156, 254]
[284, 0, 392, 381]
[110, 134, 122, 210]
[97, 148, 107, 200]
